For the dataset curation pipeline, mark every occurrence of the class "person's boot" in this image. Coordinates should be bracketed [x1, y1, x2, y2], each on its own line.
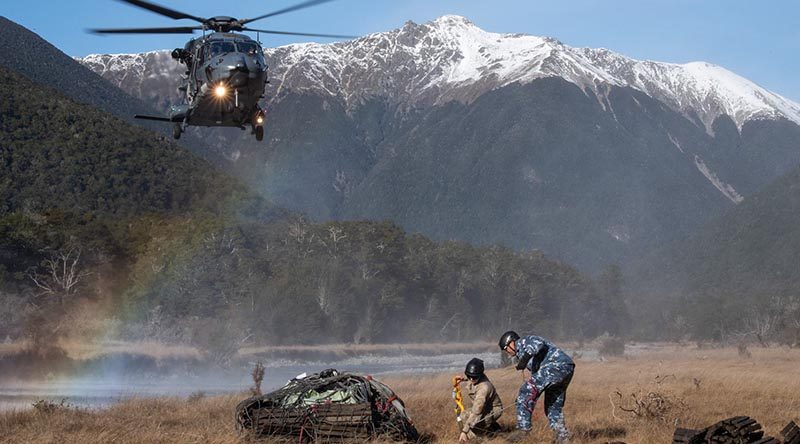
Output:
[505, 429, 530, 442]
[553, 431, 571, 444]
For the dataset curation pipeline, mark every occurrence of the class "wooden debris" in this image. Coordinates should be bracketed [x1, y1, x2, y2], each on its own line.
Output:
[782, 421, 800, 444]
[672, 417, 798, 444]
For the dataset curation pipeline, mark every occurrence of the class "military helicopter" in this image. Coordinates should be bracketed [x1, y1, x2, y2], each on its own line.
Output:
[90, 0, 354, 141]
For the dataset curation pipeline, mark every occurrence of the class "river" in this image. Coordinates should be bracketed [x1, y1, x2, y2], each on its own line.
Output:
[0, 349, 501, 411]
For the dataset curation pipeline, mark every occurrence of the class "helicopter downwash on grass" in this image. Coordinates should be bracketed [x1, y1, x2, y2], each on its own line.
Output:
[90, 0, 355, 141]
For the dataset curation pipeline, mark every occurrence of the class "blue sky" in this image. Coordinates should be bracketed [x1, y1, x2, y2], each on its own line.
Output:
[4, 0, 799, 101]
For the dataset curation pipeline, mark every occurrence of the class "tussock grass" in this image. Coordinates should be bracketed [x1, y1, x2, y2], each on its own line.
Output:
[1, 345, 798, 443]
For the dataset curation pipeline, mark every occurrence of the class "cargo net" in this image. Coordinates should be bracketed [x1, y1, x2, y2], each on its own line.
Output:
[235, 369, 419, 442]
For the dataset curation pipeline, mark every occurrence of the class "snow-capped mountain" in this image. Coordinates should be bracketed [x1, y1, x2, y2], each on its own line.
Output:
[80, 15, 800, 132]
[264, 15, 800, 132]
[580, 48, 800, 133]
[75, 16, 800, 272]
[80, 50, 183, 112]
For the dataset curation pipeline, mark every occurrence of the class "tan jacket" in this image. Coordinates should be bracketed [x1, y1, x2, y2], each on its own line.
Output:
[462, 376, 503, 434]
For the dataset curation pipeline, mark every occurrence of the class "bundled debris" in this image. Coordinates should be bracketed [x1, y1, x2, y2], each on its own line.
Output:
[235, 369, 419, 442]
[783, 421, 800, 444]
[673, 417, 799, 444]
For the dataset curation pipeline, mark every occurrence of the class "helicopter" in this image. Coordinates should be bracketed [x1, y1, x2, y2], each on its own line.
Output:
[90, 0, 355, 141]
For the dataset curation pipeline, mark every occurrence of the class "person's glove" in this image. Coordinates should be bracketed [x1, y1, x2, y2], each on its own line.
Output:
[516, 351, 532, 370]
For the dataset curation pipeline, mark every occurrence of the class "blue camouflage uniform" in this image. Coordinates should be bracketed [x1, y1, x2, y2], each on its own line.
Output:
[514, 335, 575, 440]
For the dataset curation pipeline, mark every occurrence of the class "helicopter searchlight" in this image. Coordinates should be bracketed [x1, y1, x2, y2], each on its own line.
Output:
[89, 0, 356, 142]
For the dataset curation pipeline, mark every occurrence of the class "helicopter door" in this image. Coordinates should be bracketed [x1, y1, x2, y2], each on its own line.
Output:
[193, 45, 207, 91]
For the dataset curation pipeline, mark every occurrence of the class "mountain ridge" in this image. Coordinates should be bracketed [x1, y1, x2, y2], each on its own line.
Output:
[79, 15, 800, 134]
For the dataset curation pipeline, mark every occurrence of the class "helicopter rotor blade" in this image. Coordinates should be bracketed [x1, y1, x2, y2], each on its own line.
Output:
[113, 0, 207, 23]
[240, 0, 338, 25]
[89, 26, 201, 34]
[242, 27, 356, 39]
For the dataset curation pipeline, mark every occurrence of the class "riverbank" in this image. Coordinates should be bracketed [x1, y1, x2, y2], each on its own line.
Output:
[1, 345, 798, 443]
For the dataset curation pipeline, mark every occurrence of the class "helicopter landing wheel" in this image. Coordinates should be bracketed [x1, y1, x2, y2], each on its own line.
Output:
[172, 123, 182, 140]
[255, 125, 264, 141]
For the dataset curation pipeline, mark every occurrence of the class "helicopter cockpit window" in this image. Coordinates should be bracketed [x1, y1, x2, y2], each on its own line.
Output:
[238, 42, 266, 64]
[237, 42, 259, 54]
[209, 41, 236, 58]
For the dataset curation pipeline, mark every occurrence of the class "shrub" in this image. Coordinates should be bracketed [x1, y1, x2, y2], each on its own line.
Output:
[598, 335, 625, 358]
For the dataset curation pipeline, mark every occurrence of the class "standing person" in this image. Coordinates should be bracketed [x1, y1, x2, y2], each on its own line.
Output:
[456, 358, 503, 442]
[498, 330, 575, 443]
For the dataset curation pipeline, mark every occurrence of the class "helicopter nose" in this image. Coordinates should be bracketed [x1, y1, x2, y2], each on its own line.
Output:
[225, 57, 251, 87]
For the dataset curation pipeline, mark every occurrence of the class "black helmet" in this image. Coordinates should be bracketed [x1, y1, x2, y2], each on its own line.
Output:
[465, 358, 484, 379]
[498, 330, 520, 350]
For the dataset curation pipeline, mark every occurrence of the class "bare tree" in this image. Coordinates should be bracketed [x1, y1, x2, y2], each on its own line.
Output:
[359, 262, 379, 281]
[250, 361, 266, 396]
[28, 247, 91, 306]
[316, 272, 332, 316]
[745, 312, 778, 347]
[287, 219, 308, 244]
[326, 225, 347, 257]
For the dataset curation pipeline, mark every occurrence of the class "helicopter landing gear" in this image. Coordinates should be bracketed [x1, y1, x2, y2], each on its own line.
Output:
[172, 123, 182, 140]
[252, 109, 265, 141]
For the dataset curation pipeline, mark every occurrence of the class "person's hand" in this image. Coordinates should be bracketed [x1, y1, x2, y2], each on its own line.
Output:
[459, 431, 468, 442]
[454, 376, 464, 384]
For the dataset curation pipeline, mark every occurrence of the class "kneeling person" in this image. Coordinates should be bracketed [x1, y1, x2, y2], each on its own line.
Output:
[458, 358, 503, 442]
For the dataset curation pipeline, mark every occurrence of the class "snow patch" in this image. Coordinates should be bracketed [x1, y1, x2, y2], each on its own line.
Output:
[606, 225, 631, 243]
[667, 133, 685, 153]
[693, 155, 744, 204]
[522, 166, 543, 185]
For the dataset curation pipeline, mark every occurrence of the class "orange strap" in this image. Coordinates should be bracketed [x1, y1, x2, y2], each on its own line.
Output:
[451, 376, 465, 420]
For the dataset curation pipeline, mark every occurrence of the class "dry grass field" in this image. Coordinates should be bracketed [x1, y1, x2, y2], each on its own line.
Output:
[1, 345, 798, 443]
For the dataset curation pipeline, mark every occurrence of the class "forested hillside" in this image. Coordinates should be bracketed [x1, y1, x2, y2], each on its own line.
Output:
[0, 66, 623, 352]
[628, 167, 800, 344]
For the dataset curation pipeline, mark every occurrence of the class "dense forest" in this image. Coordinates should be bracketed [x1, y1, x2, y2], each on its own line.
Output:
[0, 66, 629, 357]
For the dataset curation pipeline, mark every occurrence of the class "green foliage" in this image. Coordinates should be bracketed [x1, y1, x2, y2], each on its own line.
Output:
[118, 216, 611, 344]
[0, 66, 248, 219]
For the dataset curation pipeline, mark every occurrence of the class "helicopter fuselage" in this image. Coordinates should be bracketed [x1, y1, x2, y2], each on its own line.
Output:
[171, 32, 268, 128]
